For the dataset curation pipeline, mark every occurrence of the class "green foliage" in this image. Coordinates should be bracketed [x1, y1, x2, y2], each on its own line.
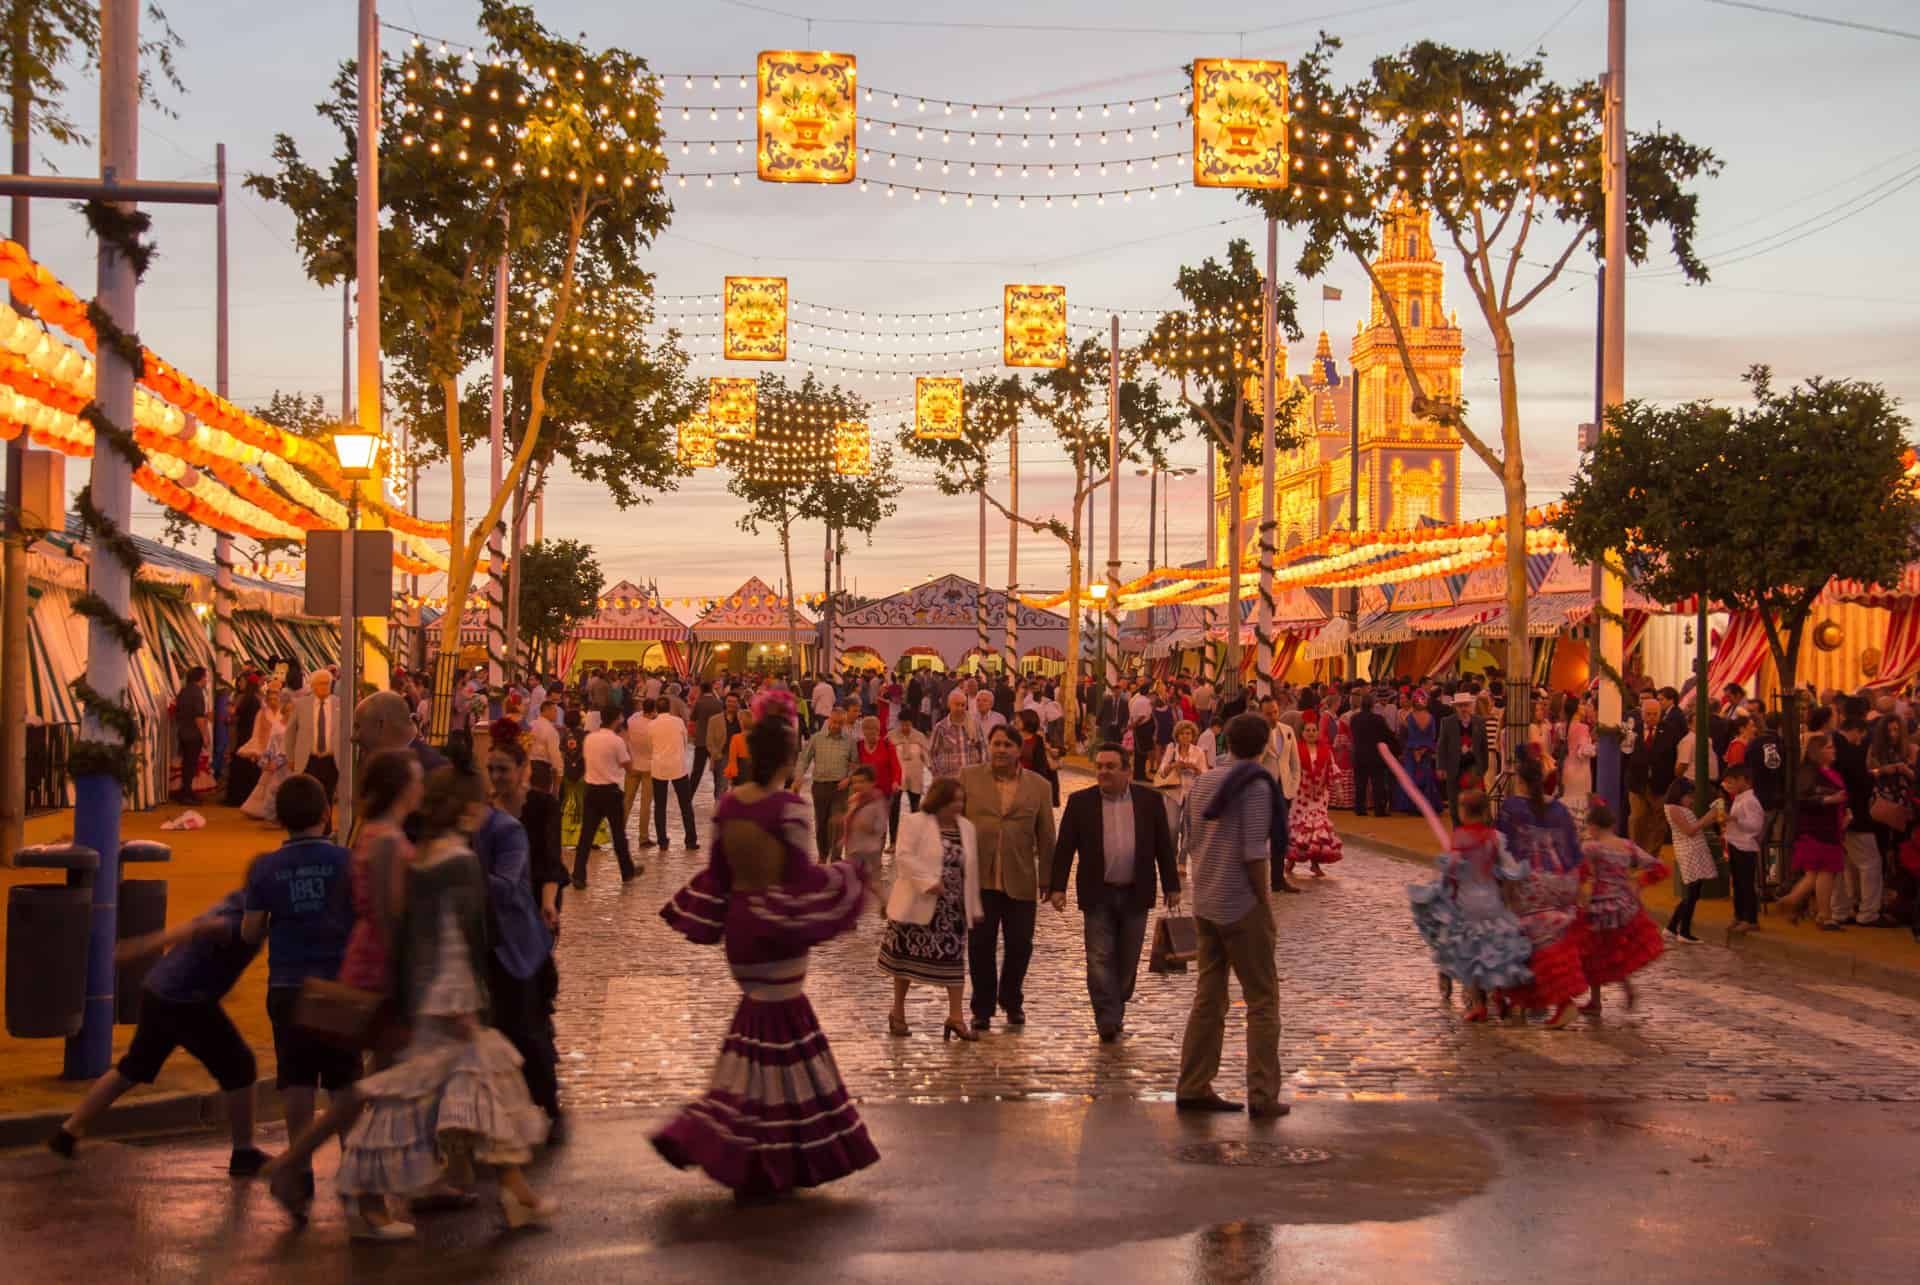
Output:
[516, 537, 604, 651]
[0, 1, 186, 157]
[897, 373, 1022, 496]
[1556, 367, 1920, 684]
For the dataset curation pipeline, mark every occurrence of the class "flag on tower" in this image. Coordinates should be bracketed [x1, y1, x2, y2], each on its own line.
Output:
[1322, 285, 1343, 301]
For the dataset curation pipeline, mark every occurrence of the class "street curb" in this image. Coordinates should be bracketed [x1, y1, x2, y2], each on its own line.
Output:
[1336, 825, 1920, 1003]
[0, 1080, 287, 1151]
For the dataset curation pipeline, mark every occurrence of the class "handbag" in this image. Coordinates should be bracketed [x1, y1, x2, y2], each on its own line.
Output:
[1869, 790, 1911, 831]
[1148, 913, 1199, 974]
[291, 977, 389, 1051]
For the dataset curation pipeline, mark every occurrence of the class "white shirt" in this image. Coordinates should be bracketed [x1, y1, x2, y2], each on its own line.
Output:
[812, 681, 836, 717]
[644, 677, 663, 700]
[529, 684, 547, 714]
[1128, 692, 1153, 726]
[527, 715, 564, 778]
[1724, 789, 1765, 851]
[976, 706, 1006, 736]
[649, 713, 690, 781]
[581, 726, 630, 786]
[624, 714, 654, 772]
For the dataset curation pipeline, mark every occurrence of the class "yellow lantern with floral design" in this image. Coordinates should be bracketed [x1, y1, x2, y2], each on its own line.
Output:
[1192, 58, 1289, 189]
[708, 376, 759, 441]
[757, 51, 857, 184]
[834, 420, 871, 475]
[677, 413, 717, 468]
[1003, 283, 1067, 369]
[915, 376, 963, 440]
[724, 276, 789, 361]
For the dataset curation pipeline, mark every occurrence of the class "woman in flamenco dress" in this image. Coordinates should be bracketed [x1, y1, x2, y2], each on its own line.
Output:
[652, 689, 880, 1203]
[1576, 798, 1666, 1015]
[1497, 754, 1590, 1029]
[1285, 714, 1344, 877]
[1408, 788, 1534, 1022]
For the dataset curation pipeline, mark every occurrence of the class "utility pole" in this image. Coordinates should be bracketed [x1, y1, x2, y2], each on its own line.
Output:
[976, 482, 988, 673]
[1595, 0, 1628, 821]
[486, 225, 508, 696]
[1256, 214, 1278, 699]
[1145, 466, 1158, 646]
[1105, 315, 1121, 689]
[340, 0, 380, 838]
[212, 144, 236, 763]
[1004, 419, 1018, 675]
[1, 7, 33, 862]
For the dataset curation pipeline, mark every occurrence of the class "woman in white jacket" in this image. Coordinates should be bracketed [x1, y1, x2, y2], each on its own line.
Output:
[877, 777, 982, 1042]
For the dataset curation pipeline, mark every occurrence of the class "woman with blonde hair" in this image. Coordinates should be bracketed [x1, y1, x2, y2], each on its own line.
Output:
[879, 775, 982, 1042]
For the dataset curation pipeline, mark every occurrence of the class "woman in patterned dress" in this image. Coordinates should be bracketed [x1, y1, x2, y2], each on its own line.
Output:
[1578, 798, 1665, 1014]
[1329, 703, 1355, 811]
[1408, 789, 1534, 1022]
[879, 776, 982, 1041]
[1498, 755, 1590, 1029]
[1286, 714, 1343, 877]
[1560, 693, 1597, 828]
[652, 693, 880, 1202]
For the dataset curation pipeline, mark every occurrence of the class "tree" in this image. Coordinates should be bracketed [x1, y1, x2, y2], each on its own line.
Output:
[1557, 367, 1920, 740]
[1254, 35, 1719, 686]
[2, 0, 185, 161]
[1144, 238, 1305, 692]
[905, 346, 1182, 736]
[726, 373, 899, 675]
[247, 0, 673, 709]
[515, 537, 603, 674]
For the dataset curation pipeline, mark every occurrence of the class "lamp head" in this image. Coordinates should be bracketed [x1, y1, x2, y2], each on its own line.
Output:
[331, 424, 382, 480]
[1088, 582, 1110, 602]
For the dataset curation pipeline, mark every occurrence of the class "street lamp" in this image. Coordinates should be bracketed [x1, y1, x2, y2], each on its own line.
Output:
[1133, 464, 1197, 643]
[1088, 581, 1110, 687]
[330, 423, 381, 842]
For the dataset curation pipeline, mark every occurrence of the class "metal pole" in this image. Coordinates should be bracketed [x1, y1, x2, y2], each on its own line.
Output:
[338, 491, 357, 845]
[1004, 419, 1018, 675]
[212, 144, 236, 768]
[1145, 467, 1158, 645]
[65, 0, 138, 1078]
[825, 521, 836, 675]
[341, 285, 351, 419]
[486, 232, 507, 694]
[1105, 315, 1121, 689]
[1595, 0, 1628, 821]
[342, 0, 380, 838]
[1257, 214, 1278, 699]
[1, 17, 32, 862]
[1348, 351, 1362, 680]
[976, 483, 988, 673]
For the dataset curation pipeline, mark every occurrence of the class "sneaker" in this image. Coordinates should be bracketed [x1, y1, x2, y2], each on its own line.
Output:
[46, 1128, 75, 1160]
[1676, 932, 1702, 944]
[228, 1147, 270, 1177]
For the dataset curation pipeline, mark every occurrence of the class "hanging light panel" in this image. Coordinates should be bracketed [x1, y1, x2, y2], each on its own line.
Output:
[723, 275, 789, 361]
[1003, 283, 1068, 369]
[757, 51, 858, 184]
[1192, 58, 1290, 189]
[708, 376, 759, 441]
[915, 376, 964, 439]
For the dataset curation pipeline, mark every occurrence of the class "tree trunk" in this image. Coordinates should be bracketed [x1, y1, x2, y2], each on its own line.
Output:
[504, 481, 526, 682]
[1224, 434, 1245, 697]
[781, 516, 799, 681]
[1496, 330, 1530, 752]
[433, 372, 468, 730]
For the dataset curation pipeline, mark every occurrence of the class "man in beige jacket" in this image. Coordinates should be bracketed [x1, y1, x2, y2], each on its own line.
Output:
[960, 725, 1058, 1032]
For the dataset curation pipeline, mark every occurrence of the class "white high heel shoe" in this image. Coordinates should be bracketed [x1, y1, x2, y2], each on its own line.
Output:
[500, 1189, 557, 1229]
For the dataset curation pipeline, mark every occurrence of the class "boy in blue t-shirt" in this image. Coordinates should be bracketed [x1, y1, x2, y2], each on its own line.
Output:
[241, 774, 356, 1194]
[48, 888, 268, 1174]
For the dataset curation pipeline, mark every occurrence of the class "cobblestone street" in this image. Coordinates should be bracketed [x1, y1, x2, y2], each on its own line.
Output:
[554, 773, 1920, 1110]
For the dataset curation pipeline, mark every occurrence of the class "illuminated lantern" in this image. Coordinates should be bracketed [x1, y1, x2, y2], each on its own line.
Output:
[1191, 58, 1289, 189]
[834, 420, 871, 476]
[708, 376, 759, 441]
[756, 50, 857, 184]
[1003, 283, 1067, 369]
[915, 376, 963, 440]
[676, 413, 718, 468]
[723, 276, 789, 361]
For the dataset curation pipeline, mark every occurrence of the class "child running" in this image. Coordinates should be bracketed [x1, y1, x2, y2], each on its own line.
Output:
[1408, 790, 1533, 1022]
[1576, 799, 1666, 1015]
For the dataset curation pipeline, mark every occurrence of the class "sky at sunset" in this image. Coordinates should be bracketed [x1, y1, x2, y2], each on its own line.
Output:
[21, 0, 1920, 608]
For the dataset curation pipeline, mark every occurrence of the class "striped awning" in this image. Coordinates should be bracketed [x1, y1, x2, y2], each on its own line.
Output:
[1829, 565, 1920, 607]
[1350, 606, 1418, 647]
[1409, 601, 1501, 634]
[1480, 593, 1593, 639]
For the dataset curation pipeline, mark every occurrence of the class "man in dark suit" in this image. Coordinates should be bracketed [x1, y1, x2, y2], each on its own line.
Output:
[1437, 692, 1487, 825]
[1347, 693, 1394, 817]
[1047, 742, 1180, 1042]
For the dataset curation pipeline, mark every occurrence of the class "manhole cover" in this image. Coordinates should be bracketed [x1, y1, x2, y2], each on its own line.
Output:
[1173, 1141, 1334, 1167]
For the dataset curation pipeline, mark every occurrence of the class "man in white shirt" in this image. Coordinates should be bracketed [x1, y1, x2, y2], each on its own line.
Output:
[572, 705, 636, 888]
[649, 703, 698, 850]
[527, 699, 565, 795]
[974, 688, 1007, 737]
[811, 675, 837, 731]
[623, 698, 657, 849]
[1258, 696, 1302, 894]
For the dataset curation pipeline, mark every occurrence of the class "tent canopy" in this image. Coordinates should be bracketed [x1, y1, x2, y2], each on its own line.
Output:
[691, 575, 814, 643]
[575, 579, 688, 640]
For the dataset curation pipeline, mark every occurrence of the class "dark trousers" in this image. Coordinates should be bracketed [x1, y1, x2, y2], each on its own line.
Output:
[887, 791, 921, 845]
[1352, 754, 1391, 817]
[573, 782, 635, 884]
[690, 747, 711, 800]
[654, 775, 697, 847]
[1668, 879, 1704, 937]
[1082, 884, 1150, 1032]
[969, 890, 1037, 1023]
[175, 733, 204, 800]
[487, 955, 560, 1118]
[811, 779, 841, 857]
[1727, 844, 1760, 926]
[306, 752, 339, 804]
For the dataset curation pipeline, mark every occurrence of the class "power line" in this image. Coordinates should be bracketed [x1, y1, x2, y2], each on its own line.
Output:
[713, 0, 1415, 38]
[1703, 0, 1920, 42]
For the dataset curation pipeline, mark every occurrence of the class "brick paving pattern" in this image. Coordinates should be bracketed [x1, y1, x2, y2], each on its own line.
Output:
[552, 771, 1920, 1109]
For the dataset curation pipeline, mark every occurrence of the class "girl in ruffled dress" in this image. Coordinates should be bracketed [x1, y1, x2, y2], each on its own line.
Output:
[652, 690, 880, 1203]
[239, 685, 291, 822]
[1408, 790, 1533, 1022]
[1498, 756, 1590, 1029]
[1286, 714, 1343, 877]
[333, 762, 554, 1231]
[1577, 799, 1666, 1015]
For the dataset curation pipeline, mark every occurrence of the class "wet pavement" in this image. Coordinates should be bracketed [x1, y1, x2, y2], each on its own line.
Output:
[6, 771, 1920, 1281]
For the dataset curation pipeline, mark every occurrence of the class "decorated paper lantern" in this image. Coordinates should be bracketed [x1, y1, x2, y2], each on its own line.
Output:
[756, 50, 857, 184]
[833, 419, 871, 475]
[1192, 58, 1290, 189]
[1003, 283, 1067, 369]
[708, 376, 759, 441]
[915, 376, 963, 440]
[723, 276, 789, 361]
[677, 413, 718, 468]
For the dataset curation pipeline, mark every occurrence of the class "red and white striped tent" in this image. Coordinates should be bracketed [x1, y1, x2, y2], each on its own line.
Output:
[689, 575, 816, 674]
[556, 579, 690, 679]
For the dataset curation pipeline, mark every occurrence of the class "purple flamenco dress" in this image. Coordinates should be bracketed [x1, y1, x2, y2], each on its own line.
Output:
[651, 788, 879, 1196]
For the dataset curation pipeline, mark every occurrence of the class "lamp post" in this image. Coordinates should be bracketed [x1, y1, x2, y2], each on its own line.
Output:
[331, 424, 381, 843]
[1088, 581, 1110, 689]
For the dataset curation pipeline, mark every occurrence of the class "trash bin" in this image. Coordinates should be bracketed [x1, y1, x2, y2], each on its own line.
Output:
[115, 841, 172, 1024]
[5, 844, 100, 1039]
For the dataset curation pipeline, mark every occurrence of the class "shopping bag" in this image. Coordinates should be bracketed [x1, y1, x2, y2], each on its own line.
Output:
[1149, 913, 1199, 973]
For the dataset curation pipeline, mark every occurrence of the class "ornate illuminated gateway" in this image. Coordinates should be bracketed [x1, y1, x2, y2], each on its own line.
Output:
[1215, 199, 1466, 562]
